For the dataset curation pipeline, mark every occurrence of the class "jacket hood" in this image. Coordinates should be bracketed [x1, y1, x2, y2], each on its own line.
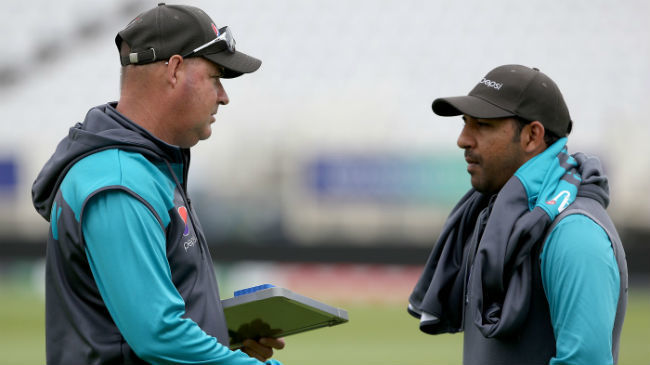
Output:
[573, 151, 610, 208]
[32, 103, 188, 220]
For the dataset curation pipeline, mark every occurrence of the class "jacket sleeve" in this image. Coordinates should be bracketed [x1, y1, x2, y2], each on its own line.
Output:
[82, 189, 281, 365]
[540, 214, 620, 365]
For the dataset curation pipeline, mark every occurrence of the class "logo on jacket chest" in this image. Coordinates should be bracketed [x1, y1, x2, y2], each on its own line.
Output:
[178, 206, 190, 236]
[177, 206, 197, 252]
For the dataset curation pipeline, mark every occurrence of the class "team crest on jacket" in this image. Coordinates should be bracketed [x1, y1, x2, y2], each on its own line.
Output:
[546, 190, 572, 213]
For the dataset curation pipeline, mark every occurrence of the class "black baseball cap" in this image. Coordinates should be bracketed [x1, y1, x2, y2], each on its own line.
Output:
[115, 3, 261, 78]
[432, 65, 572, 136]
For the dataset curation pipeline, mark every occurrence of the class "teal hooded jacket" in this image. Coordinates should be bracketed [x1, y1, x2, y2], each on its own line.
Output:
[32, 103, 281, 365]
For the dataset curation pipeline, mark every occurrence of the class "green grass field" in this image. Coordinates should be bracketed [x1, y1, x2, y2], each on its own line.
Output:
[1, 269, 648, 365]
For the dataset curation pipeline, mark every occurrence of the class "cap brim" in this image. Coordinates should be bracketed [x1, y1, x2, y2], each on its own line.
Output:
[432, 96, 515, 119]
[203, 50, 261, 79]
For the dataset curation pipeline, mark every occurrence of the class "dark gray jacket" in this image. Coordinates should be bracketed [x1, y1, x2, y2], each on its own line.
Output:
[32, 103, 228, 364]
[462, 196, 628, 365]
[409, 144, 627, 365]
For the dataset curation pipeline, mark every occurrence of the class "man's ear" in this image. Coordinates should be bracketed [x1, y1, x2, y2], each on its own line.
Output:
[522, 121, 546, 154]
[165, 55, 184, 87]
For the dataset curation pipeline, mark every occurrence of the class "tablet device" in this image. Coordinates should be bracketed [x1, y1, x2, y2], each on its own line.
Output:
[221, 285, 349, 347]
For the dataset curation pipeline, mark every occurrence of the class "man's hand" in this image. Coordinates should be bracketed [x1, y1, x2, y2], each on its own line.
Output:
[241, 337, 285, 362]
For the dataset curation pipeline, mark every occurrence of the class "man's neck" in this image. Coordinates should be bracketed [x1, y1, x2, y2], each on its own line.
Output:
[116, 97, 171, 144]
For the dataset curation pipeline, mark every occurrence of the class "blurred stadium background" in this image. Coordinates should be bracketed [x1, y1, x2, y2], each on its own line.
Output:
[1, 0, 648, 364]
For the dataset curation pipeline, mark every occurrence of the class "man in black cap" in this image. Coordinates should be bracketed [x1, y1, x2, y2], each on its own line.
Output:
[408, 65, 628, 364]
[32, 4, 285, 364]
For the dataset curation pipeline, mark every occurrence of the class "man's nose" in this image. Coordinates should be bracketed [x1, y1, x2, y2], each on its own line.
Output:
[457, 125, 473, 149]
[217, 82, 229, 106]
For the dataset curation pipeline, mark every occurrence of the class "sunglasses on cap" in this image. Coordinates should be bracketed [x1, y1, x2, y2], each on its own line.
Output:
[182, 26, 235, 58]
